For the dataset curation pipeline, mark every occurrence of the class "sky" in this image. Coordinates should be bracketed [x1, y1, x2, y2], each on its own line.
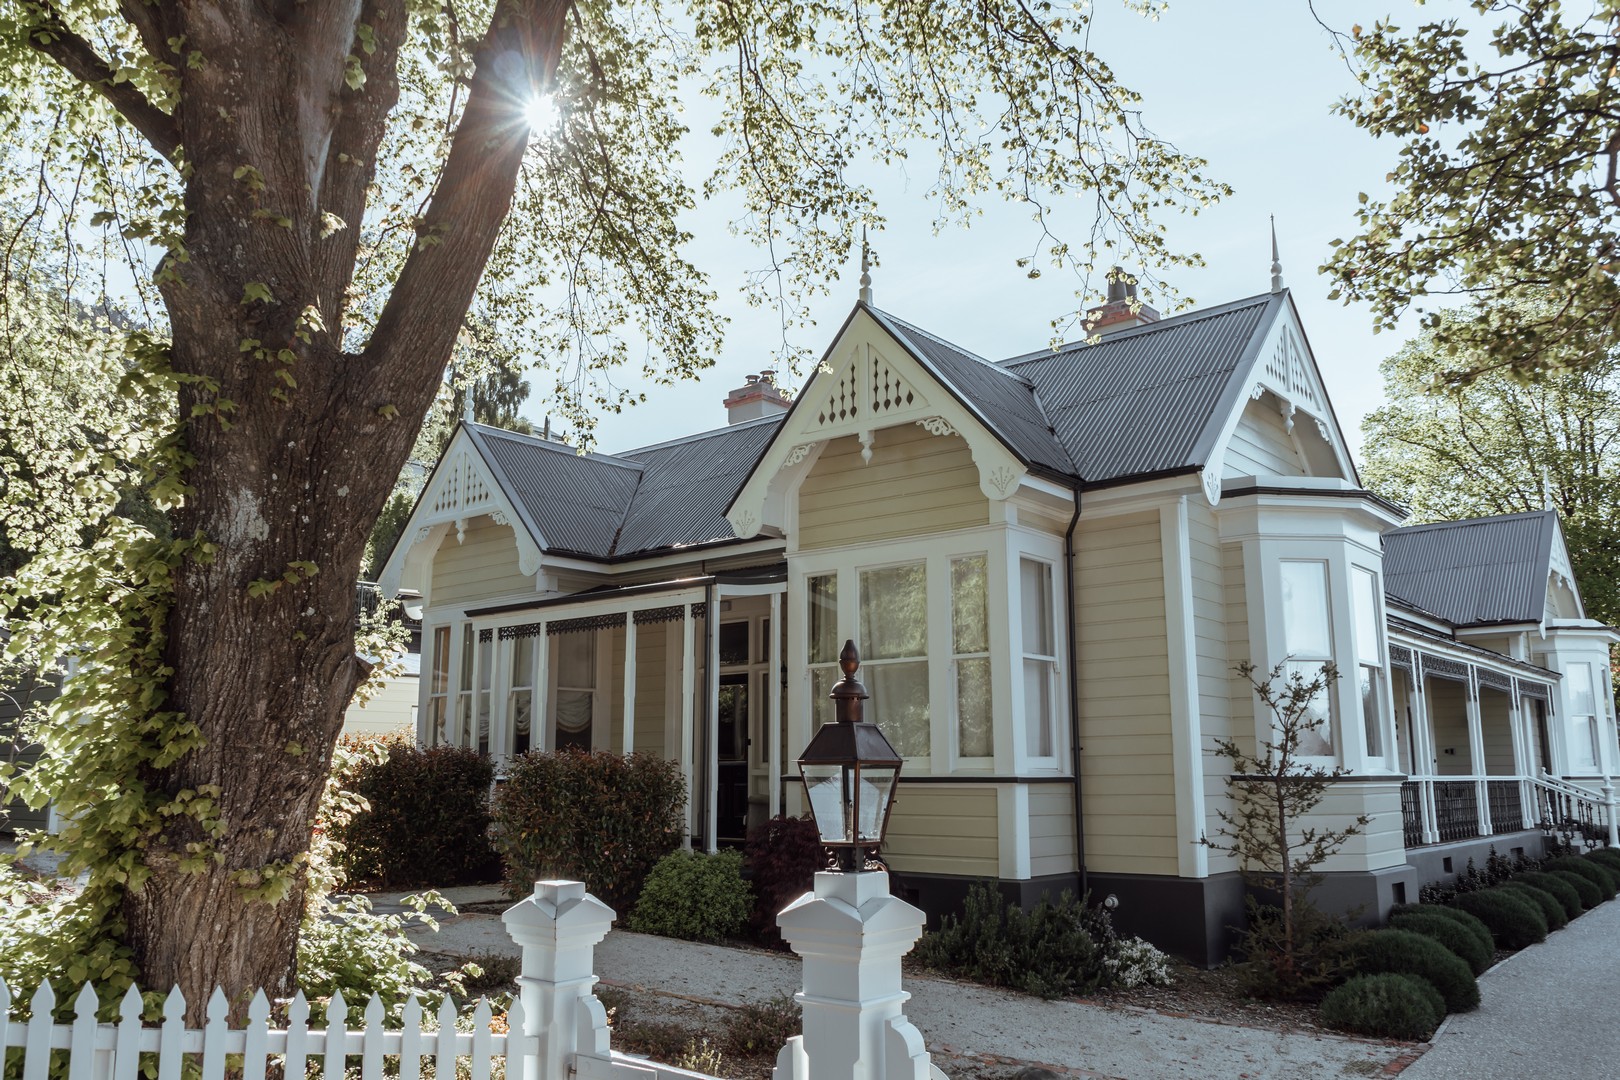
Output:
[525, 1, 1427, 461]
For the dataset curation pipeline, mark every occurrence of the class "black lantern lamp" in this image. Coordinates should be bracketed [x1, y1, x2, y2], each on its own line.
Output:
[797, 640, 903, 872]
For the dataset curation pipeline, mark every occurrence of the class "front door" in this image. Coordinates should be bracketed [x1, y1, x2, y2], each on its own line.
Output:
[717, 672, 750, 842]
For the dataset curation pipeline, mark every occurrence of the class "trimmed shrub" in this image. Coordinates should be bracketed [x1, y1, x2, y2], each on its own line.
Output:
[1388, 903, 1494, 959]
[1319, 973, 1444, 1041]
[333, 732, 498, 889]
[1345, 929, 1479, 1013]
[744, 815, 826, 947]
[1543, 856, 1617, 901]
[1512, 872, 1583, 921]
[1454, 888, 1548, 949]
[914, 881, 1110, 999]
[1547, 868, 1603, 910]
[492, 749, 686, 911]
[1387, 912, 1492, 975]
[1497, 882, 1568, 930]
[628, 850, 753, 942]
[1584, 847, 1620, 875]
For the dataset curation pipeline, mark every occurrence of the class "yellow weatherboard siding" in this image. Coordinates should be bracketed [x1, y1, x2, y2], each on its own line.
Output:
[632, 621, 669, 757]
[1075, 511, 1178, 875]
[1029, 783, 1078, 877]
[797, 426, 986, 549]
[884, 784, 999, 876]
[431, 515, 535, 605]
[1205, 537, 1251, 874]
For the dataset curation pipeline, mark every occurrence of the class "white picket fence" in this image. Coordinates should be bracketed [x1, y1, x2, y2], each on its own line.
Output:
[2, 874, 942, 1080]
[0, 979, 525, 1080]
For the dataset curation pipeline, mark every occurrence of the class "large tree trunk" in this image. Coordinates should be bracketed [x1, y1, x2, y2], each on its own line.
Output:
[56, 0, 578, 1014]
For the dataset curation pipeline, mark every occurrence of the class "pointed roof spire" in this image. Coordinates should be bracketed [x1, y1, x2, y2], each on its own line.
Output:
[463, 385, 476, 425]
[1270, 215, 1284, 294]
[859, 226, 873, 306]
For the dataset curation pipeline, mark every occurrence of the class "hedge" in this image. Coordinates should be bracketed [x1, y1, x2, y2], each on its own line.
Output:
[1387, 903, 1494, 959]
[1319, 973, 1444, 1041]
[1345, 929, 1479, 1013]
[628, 850, 753, 942]
[1497, 882, 1568, 931]
[1584, 848, 1620, 875]
[1542, 857, 1617, 902]
[1387, 912, 1491, 975]
[492, 749, 686, 911]
[1454, 888, 1547, 950]
[333, 732, 498, 889]
[1547, 868, 1603, 910]
[1512, 871, 1583, 921]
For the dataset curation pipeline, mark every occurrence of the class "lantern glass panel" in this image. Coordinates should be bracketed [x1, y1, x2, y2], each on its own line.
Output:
[802, 762, 851, 845]
[856, 764, 898, 842]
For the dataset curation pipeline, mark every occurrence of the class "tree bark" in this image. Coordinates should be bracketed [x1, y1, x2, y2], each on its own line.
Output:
[51, 0, 580, 1015]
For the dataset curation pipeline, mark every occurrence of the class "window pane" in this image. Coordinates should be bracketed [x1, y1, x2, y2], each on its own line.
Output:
[1361, 665, 1382, 757]
[952, 555, 989, 654]
[867, 661, 930, 758]
[860, 563, 927, 660]
[478, 635, 493, 690]
[1020, 559, 1054, 656]
[1352, 567, 1381, 667]
[956, 657, 992, 757]
[557, 631, 596, 688]
[808, 574, 838, 664]
[1024, 658, 1053, 757]
[810, 665, 838, 729]
[1570, 663, 1595, 716]
[556, 689, 593, 733]
[1285, 659, 1334, 756]
[459, 624, 474, 685]
[719, 622, 749, 666]
[432, 627, 451, 694]
[1280, 561, 1332, 658]
[512, 637, 534, 688]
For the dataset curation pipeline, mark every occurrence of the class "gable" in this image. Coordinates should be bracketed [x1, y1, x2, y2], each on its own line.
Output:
[797, 426, 988, 550]
[727, 307, 1033, 539]
[1383, 511, 1568, 627]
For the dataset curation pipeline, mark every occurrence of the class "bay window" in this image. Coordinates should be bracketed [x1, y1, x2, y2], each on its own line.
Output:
[1351, 566, 1385, 761]
[952, 555, 992, 760]
[859, 562, 931, 760]
[553, 631, 596, 751]
[1020, 558, 1057, 760]
[1279, 560, 1334, 757]
[1569, 662, 1599, 768]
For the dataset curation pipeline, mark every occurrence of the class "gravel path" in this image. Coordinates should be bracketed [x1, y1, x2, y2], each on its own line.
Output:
[402, 898, 1407, 1080]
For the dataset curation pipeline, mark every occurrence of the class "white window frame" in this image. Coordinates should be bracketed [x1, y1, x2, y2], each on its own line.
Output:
[1016, 555, 1061, 767]
[1568, 661, 1600, 771]
[949, 553, 994, 767]
[1350, 563, 1394, 771]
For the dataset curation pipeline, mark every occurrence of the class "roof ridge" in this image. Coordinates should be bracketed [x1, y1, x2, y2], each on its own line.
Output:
[619, 413, 784, 458]
[998, 292, 1276, 368]
[471, 422, 645, 471]
[869, 307, 1036, 387]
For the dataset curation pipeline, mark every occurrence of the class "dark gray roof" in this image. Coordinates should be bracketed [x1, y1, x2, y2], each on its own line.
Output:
[865, 308, 1075, 476]
[1001, 294, 1279, 486]
[1382, 511, 1559, 627]
[466, 417, 782, 561]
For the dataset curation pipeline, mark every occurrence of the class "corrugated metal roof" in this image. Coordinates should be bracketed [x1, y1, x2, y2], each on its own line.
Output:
[617, 417, 783, 554]
[865, 308, 1075, 476]
[1382, 511, 1557, 627]
[1002, 294, 1277, 486]
[470, 425, 642, 559]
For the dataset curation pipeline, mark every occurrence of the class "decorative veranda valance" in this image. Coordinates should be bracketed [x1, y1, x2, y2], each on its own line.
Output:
[1476, 668, 1513, 693]
[1421, 654, 1471, 684]
[1389, 645, 1413, 671]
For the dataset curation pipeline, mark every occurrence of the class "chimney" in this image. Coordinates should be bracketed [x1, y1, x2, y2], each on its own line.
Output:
[723, 370, 792, 424]
[1085, 268, 1160, 337]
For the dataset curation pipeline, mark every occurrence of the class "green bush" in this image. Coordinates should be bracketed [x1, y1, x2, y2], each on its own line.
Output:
[1584, 847, 1620, 875]
[1454, 888, 1548, 949]
[1387, 912, 1492, 975]
[1543, 856, 1617, 901]
[1512, 872, 1583, 921]
[1497, 882, 1568, 930]
[1318, 973, 1444, 1041]
[333, 732, 498, 889]
[1388, 903, 1494, 959]
[1546, 868, 1603, 909]
[1345, 929, 1479, 1013]
[1234, 897, 1358, 1002]
[492, 749, 686, 911]
[913, 881, 1111, 999]
[628, 850, 753, 942]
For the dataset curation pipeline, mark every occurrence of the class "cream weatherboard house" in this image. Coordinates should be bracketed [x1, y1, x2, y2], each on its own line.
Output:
[378, 278, 1620, 963]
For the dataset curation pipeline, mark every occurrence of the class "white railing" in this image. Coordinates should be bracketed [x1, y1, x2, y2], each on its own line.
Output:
[2, 874, 941, 1080]
[1528, 772, 1620, 848]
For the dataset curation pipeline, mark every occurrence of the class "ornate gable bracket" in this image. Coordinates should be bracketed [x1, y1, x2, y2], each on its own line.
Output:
[379, 432, 546, 597]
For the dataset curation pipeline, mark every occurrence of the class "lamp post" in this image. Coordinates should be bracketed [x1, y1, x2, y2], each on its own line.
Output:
[797, 640, 903, 872]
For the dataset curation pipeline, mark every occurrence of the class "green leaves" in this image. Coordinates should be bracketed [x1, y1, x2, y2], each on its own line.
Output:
[241, 281, 274, 305]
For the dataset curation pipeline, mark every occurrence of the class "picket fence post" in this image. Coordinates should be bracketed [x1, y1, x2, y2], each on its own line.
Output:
[772, 870, 942, 1080]
[502, 879, 616, 1080]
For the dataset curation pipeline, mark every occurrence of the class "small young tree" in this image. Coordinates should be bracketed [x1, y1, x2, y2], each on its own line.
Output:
[1204, 660, 1369, 996]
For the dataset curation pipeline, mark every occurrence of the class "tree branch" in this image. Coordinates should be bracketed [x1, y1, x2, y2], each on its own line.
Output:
[23, 1, 180, 163]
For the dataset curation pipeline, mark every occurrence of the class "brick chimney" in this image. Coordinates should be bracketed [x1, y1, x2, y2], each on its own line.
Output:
[1085, 269, 1160, 337]
[724, 370, 792, 424]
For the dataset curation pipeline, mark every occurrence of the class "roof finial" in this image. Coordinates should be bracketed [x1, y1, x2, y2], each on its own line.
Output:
[858, 226, 873, 306]
[1270, 215, 1284, 294]
[1542, 465, 1556, 511]
[463, 384, 476, 425]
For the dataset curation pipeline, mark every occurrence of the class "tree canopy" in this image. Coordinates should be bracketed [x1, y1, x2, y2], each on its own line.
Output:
[0, 0, 1228, 1010]
[1361, 301, 1620, 626]
[1323, 0, 1620, 380]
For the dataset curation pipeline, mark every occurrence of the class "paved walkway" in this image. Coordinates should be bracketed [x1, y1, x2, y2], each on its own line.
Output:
[1397, 896, 1620, 1080]
[399, 889, 1404, 1080]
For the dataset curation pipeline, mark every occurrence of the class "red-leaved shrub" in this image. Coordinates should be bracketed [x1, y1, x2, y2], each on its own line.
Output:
[745, 815, 826, 947]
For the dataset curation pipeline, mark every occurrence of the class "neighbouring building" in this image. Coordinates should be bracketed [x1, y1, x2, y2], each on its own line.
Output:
[378, 273, 1620, 963]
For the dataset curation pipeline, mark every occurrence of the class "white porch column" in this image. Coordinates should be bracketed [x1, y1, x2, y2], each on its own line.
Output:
[706, 593, 721, 854]
[680, 606, 696, 848]
[769, 589, 784, 819]
[622, 617, 637, 756]
[1465, 670, 1490, 834]
[773, 871, 940, 1080]
[503, 881, 615, 1080]
[535, 624, 550, 752]
[1410, 662, 1439, 844]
